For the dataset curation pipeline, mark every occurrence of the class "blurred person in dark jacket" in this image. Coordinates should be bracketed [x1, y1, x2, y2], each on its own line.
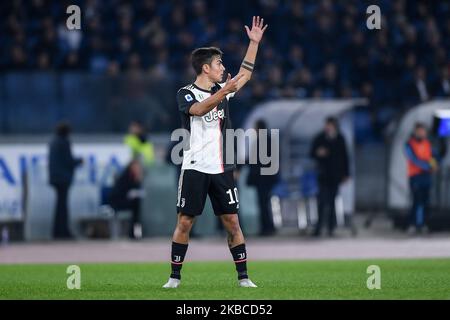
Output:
[246, 120, 279, 236]
[402, 66, 431, 108]
[48, 122, 83, 239]
[310, 117, 349, 237]
[109, 159, 145, 239]
[432, 67, 450, 98]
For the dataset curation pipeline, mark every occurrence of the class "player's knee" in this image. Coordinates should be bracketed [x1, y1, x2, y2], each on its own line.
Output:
[234, 224, 242, 235]
[177, 216, 194, 233]
[222, 213, 238, 224]
[226, 220, 241, 235]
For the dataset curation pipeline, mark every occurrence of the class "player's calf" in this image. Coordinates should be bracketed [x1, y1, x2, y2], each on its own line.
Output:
[230, 243, 248, 280]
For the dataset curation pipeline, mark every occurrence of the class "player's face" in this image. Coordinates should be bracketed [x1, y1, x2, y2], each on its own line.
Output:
[208, 56, 225, 83]
[415, 127, 427, 139]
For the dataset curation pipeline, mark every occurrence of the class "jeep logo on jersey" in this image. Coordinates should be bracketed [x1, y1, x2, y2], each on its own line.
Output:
[204, 109, 225, 122]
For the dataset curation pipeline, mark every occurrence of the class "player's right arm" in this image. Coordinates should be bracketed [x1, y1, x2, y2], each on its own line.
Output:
[178, 74, 245, 117]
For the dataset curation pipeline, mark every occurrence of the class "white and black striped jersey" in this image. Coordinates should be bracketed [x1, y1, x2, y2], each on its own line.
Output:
[176, 82, 236, 174]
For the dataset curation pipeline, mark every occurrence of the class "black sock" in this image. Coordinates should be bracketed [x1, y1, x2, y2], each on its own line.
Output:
[170, 242, 188, 280]
[230, 243, 248, 280]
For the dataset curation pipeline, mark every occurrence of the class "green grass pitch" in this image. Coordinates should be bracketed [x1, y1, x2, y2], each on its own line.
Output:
[1, 258, 449, 299]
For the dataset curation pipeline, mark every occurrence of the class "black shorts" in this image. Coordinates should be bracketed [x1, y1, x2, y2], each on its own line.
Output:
[176, 169, 239, 216]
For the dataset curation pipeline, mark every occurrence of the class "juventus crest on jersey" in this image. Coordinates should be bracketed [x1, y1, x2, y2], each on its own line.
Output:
[176, 82, 236, 174]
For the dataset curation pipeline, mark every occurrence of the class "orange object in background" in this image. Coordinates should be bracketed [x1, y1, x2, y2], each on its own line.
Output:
[406, 137, 433, 177]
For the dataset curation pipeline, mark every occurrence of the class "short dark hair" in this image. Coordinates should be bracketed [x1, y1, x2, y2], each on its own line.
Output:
[255, 119, 268, 130]
[55, 121, 71, 137]
[414, 122, 427, 131]
[191, 47, 223, 75]
[325, 116, 338, 127]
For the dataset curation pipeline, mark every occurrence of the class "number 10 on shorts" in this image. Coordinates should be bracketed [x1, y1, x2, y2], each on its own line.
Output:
[227, 188, 239, 204]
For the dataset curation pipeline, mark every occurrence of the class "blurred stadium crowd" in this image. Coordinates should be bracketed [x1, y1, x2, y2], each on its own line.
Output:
[1, 0, 449, 136]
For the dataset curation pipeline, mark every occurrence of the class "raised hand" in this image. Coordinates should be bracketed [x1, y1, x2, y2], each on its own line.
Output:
[245, 16, 268, 44]
[223, 73, 246, 93]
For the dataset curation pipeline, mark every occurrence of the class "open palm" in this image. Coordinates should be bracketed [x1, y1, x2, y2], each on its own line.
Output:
[245, 16, 268, 43]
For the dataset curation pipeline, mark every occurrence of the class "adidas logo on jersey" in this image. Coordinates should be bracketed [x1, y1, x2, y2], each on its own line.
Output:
[204, 109, 225, 122]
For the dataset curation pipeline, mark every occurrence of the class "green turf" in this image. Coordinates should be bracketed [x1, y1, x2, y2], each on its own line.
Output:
[0, 258, 449, 299]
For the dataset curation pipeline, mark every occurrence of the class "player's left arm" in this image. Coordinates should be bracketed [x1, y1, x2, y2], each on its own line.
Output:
[234, 16, 268, 92]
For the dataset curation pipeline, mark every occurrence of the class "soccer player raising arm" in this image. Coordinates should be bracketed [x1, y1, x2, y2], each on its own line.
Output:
[163, 16, 268, 289]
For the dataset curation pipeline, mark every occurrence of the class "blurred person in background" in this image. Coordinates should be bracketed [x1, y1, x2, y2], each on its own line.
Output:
[246, 119, 278, 236]
[432, 66, 450, 98]
[402, 66, 431, 108]
[48, 122, 83, 239]
[124, 121, 155, 166]
[310, 117, 350, 237]
[108, 159, 145, 239]
[405, 123, 438, 234]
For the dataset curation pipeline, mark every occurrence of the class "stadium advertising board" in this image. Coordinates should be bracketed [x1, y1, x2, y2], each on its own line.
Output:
[0, 143, 130, 222]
